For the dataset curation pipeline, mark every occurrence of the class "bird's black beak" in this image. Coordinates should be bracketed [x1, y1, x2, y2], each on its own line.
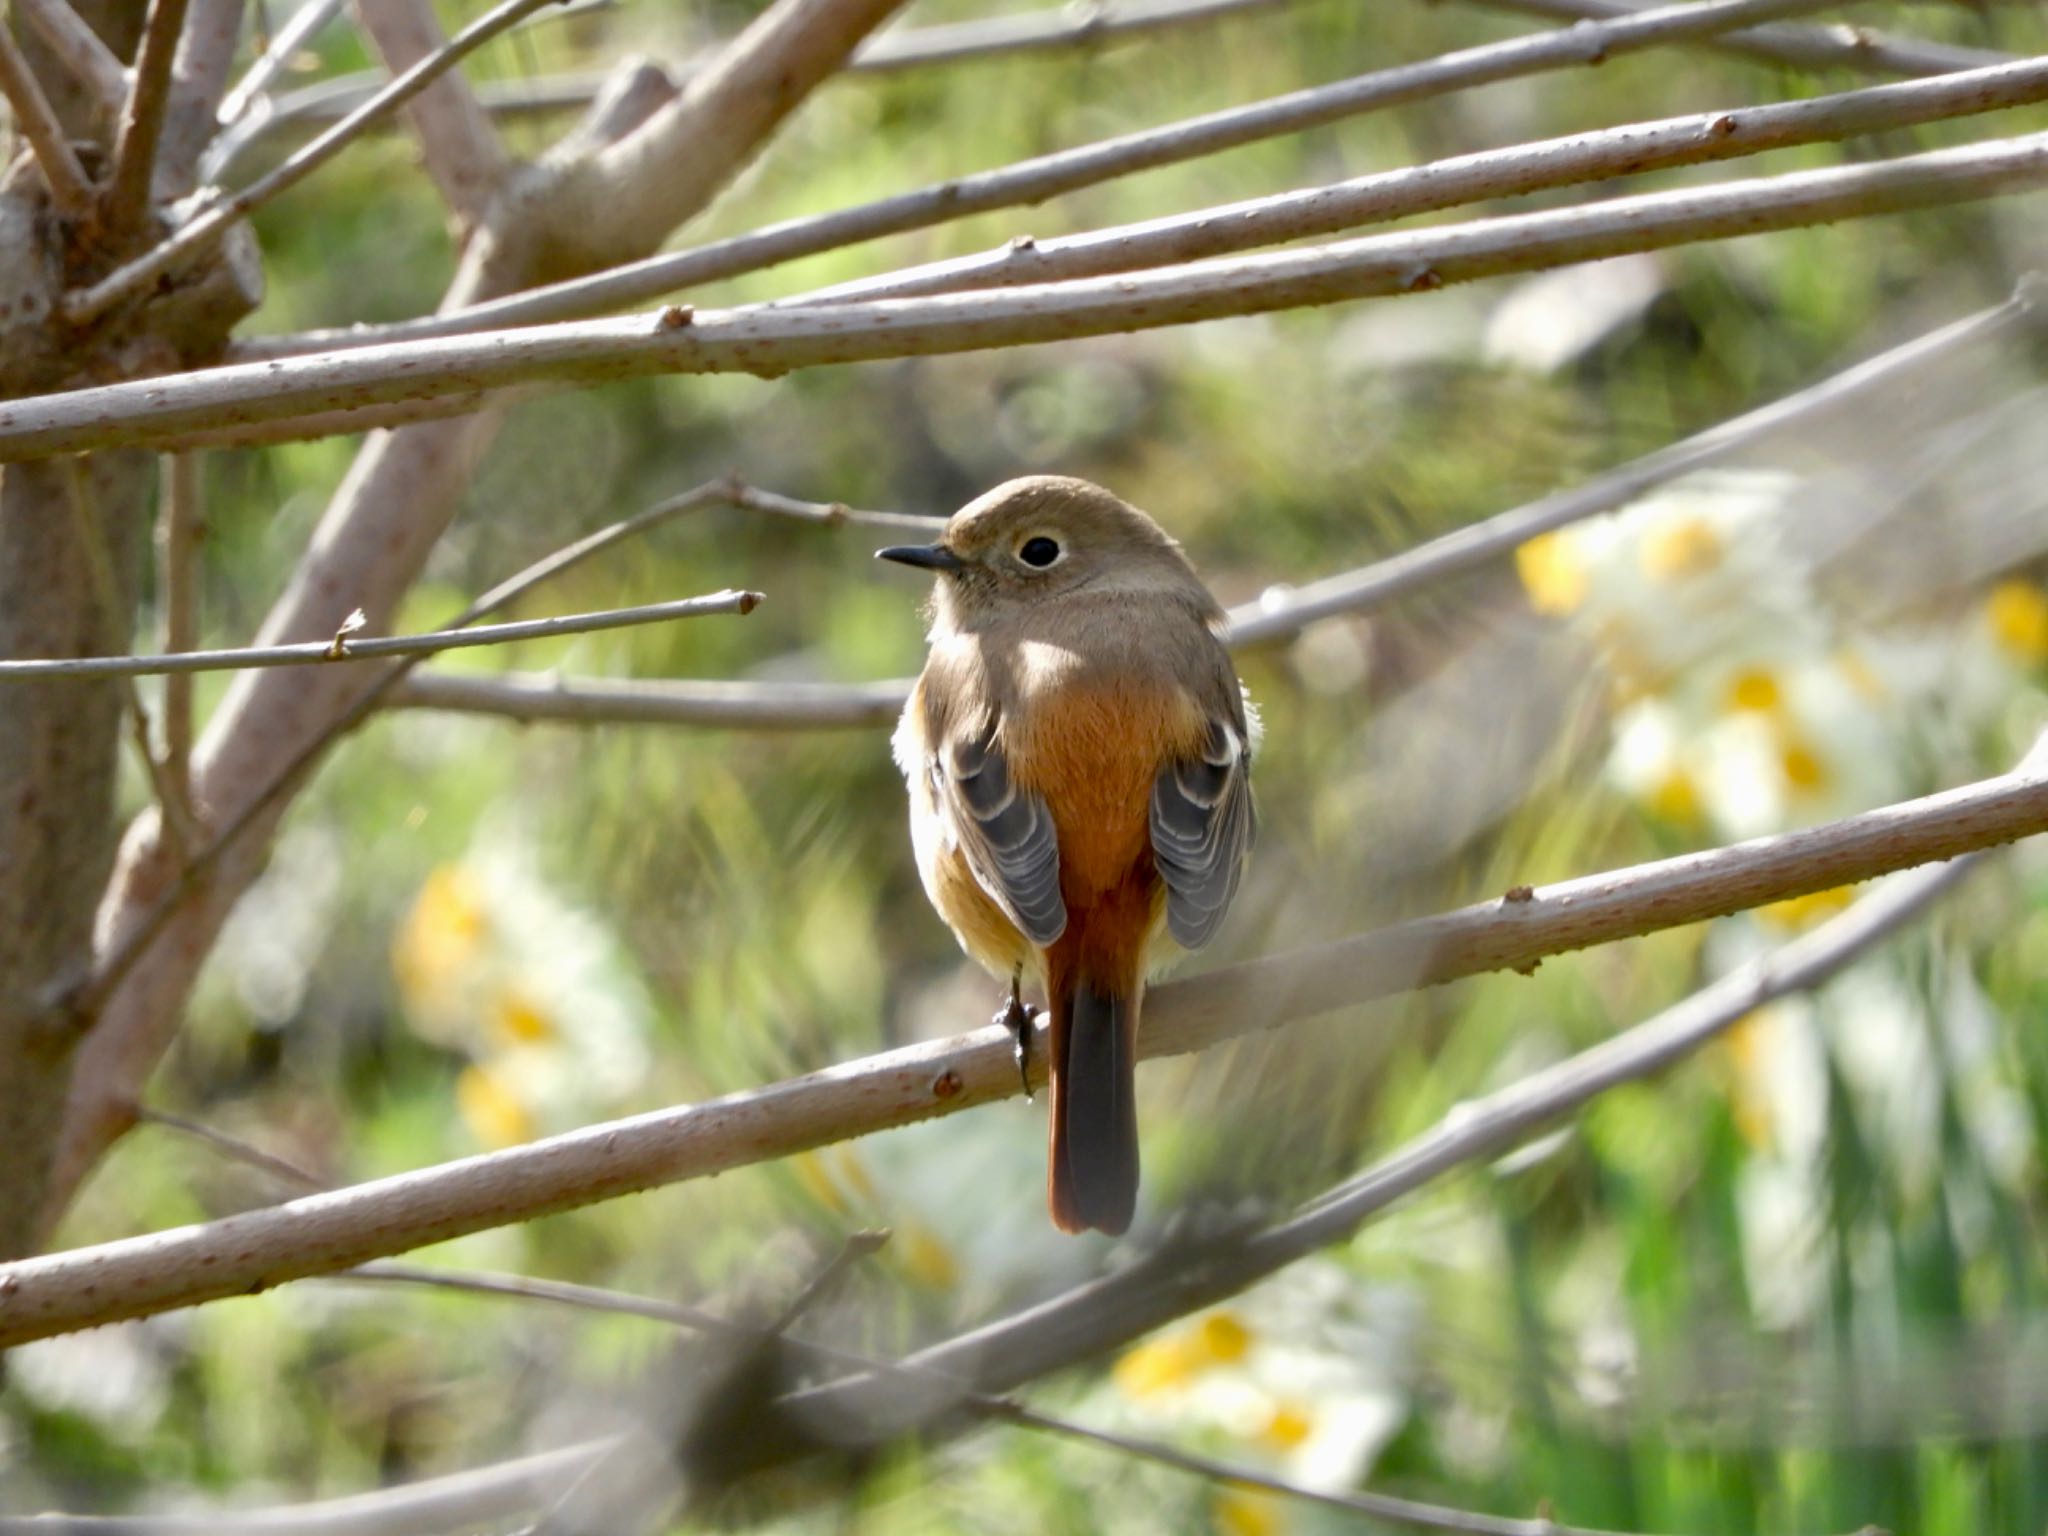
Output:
[876, 543, 966, 573]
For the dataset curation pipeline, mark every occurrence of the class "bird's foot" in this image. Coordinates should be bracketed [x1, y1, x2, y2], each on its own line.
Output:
[994, 993, 1039, 1100]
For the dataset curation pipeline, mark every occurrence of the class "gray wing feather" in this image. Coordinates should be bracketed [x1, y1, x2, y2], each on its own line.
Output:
[942, 723, 1067, 945]
[1150, 717, 1254, 949]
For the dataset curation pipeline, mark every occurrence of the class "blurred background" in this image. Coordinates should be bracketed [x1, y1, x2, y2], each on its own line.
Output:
[7, 0, 2048, 1530]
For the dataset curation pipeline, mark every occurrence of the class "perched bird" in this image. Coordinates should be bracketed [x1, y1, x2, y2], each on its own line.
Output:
[880, 477, 1256, 1234]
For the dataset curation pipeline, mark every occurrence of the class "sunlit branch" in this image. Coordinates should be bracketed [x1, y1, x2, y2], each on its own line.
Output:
[62, 0, 574, 325]
[0, 22, 96, 218]
[249, 0, 1846, 352]
[353, 0, 510, 230]
[14, 130, 2048, 460]
[1470, 0, 2014, 78]
[789, 56, 2048, 308]
[0, 591, 758, 681]
[392, 671, 912, 728]
[215, 0, 347, 125]
[2, 746, 2040, 1348]
[102, 0, 194, 235]
[14, 0, 125, 124]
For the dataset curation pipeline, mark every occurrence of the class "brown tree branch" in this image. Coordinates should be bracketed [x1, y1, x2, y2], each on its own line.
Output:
[253, 0, 1848, 351]
[351, 0, 510, 232]
[0, 588, 760, 679]
[152, 0, 249, 199]
[789, 55, 2048, 308]
[101, 0, 193, 237]
[2, 750, 2041, 1347]
[11, 131, 2048, 460]
[0, 18, 96, 218]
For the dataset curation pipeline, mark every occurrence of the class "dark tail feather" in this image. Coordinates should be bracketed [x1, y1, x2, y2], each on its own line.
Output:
[1047, 974, 1139, 1235]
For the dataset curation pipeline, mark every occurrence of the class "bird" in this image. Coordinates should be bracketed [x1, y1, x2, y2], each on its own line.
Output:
[879, 476, 1256, 1235]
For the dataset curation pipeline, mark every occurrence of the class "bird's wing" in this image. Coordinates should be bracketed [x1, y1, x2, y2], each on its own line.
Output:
[935, 716, 1068, 946]
[1150, 711, 1255, 949]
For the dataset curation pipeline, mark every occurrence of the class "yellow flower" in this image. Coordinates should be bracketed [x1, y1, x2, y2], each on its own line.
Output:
[1723, 667, 1782, 713]
[1986, 579, 2048, 666]
[1644, 768, 1702, 827]
[456, 1062, 534, 1148]
[1215, 1488, 1287, 1536]
[1516, 531, 1588, 617]
[1260, 1400, 1315, 1452]
[1719, 1009, 1777, 1151]
[898, 1224, 960, 1292]
[1758, 885, 1856, 931]
[391, 865, 489, 1023]
[1778, 737, 1827, 794]
[1638, 514, 1723, 583]
[1195, 1312, 1252, 1366]
[488, 986, 556, 1047]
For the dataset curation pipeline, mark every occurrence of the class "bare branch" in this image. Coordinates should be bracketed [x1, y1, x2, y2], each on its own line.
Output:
[154, 0, 250, 198]
[1471, 0, 2014, 78]
[13, 0, 124, 129]
[794, 55, 2048, 308]
[102, 0, 195, 236]
[156, 453, 201, 810]
[215, 0, 345, 126]
[0, 18, 96, 218]
[352, 0, 510, 231]
[2, 748, 2041, 1347]
[63, 0, 572, 324]
[137, 1103, 330, 1191]
[0, 589, 760, 680]
[392, 671, 911, 728]
[261, 0, 1850, 348]
[15, 130, 2048, 460]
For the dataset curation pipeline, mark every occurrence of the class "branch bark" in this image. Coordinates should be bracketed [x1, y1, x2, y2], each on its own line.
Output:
[13, 0, 125, 128]
[10, 130, 2048, 460]
[102, 0, 194, 238]
[351, 0, 509, 233]
[3, 752, 2042, 1345]
[0, 21, 96, 218]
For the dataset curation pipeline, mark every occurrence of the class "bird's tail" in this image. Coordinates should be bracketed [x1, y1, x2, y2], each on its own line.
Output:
[1046, 956, 1140, 1235]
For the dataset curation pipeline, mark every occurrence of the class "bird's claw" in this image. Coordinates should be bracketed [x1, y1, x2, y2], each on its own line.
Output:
[995, 993, 1038, 1099]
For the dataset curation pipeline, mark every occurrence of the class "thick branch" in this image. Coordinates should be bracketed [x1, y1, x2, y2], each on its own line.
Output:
[2, 754, 2042, 1346]
[11, 131, 2048, 460]
[152, 0, 247, 199]
[0, 20, 96, 217]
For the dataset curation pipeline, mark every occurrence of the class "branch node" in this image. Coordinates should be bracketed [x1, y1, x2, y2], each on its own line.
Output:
[736, 590, 764, 615]
[325, 607, 367, 659]
[657, 303, 695, 330]
[1502, 884, 1535, 905]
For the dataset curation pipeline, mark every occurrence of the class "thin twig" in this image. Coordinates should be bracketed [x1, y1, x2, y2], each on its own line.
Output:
[790, 55, 2048, 308]
[1470, 0, 2012, 78]
[0, 20, 96, 218]
[0, 589, 760, 681]
[157, 453, 201, 813]
[2, 749, 2041, 1348]
[14, 0, 126, 126]
[56, 461, 197, 861]
[215, 0, 347, 125]
[103, 0, 196, 236]
[137, 1104, 331, 1191]
[391, 671, 912, 728]
[16, 128, 2048, 459]
[247, 0, 1848, 351]
[63, 0, 574, 325]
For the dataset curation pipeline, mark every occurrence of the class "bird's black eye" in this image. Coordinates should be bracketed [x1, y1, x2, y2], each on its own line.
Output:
[1018, 536, 1061, 568]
